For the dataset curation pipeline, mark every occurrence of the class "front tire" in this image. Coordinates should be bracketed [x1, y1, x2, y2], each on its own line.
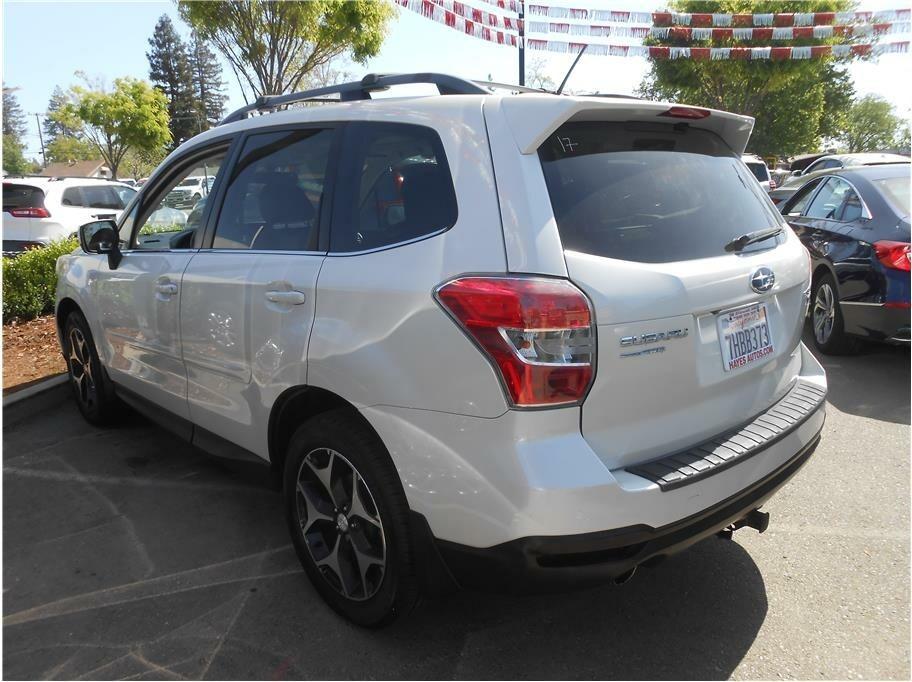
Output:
[63, 311, 121, 424]
[810, 272, 858, 355]
[283, 409, 419, 627]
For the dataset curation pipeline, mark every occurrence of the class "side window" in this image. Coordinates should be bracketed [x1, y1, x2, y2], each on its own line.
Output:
[784, 178, 823, 216]
[834, 184, 865, 222]
[61, 187, 82, 206]
[331, 122, 458, 253]
[805, 178, 853, 220]
[74, 185, 126, 210]
[132, 151, 226, 250]
[211, 128, 332, 251]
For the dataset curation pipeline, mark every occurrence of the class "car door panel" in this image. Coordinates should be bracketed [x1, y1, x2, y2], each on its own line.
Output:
[93, 251, 195, 417]
[180, 253, 323, 457]
[179, 126, 337, 460]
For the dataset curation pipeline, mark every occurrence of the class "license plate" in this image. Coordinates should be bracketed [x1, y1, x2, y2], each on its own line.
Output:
[718, 302, 774, 372]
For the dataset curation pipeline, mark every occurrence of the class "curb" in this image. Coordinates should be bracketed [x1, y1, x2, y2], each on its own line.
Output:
[3, 374, 70, 425]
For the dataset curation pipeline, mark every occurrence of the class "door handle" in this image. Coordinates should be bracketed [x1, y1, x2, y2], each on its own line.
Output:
[265, 290, 306, 305]
[155, 283, 178, 296]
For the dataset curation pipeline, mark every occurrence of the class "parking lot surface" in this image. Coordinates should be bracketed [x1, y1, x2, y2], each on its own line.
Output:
[3, 330, 909, 680]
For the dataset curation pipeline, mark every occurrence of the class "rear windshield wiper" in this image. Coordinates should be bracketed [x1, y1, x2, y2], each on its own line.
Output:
[724, 226, 784, 252]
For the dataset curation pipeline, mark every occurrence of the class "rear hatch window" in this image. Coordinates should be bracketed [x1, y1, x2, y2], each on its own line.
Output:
[745, 161, 770, 183]
[539, 122, 782, 263]
[3, 183, 46, 212]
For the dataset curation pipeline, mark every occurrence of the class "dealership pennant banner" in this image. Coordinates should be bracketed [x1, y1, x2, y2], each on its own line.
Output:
[528, 21, 910, 38]
[398, 0, 910, 59]
[397, 0, 519, 44]
[525, 40, 910, 59]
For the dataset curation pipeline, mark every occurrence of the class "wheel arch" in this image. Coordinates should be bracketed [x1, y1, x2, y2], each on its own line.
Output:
[268, 385, 383, 473]
[55, 297, 83, 347]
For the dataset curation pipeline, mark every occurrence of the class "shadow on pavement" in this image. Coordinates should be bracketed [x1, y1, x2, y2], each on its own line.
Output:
[3, 400, 769, 680]
[803, 324, 911, 425]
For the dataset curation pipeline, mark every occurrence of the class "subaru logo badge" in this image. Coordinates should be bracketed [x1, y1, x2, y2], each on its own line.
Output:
[750, 267, 775, 294]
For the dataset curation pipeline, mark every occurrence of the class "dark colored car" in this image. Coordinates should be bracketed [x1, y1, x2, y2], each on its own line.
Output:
[781, 164, 910, 353]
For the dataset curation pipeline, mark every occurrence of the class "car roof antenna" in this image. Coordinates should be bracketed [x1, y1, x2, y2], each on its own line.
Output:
[556, 44, 588, 95]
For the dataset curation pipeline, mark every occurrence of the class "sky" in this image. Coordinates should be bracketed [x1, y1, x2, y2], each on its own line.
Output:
[2, 0, 910, 160]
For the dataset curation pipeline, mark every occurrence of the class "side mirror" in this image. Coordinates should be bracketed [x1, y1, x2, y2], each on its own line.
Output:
[79, 219, 122, 269]
[792, 170, 803, 177]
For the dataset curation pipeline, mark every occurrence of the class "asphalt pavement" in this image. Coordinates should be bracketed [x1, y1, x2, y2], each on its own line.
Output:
[2, 328, 909, 680]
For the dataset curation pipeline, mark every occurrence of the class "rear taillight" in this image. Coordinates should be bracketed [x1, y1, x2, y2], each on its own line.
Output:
[435, 276, 595, 408]
[874, 241, 911, 272]
[8, 207, 51, 218]
[658, 106, 711, 120]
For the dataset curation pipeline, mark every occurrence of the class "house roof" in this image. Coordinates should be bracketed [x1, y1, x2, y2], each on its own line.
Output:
[39, 160, 107, 178]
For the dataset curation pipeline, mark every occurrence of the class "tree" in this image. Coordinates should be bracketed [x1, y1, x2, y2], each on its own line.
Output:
[178, 0, 394, 98]
[147, 15, 199, 147]
[3, 84, 28, 139]
[638, 0, 859, 156]
[3, 84, 31, 174]
[52, 77, 171, 179]
[526, 56, 556, 91]
[44, 86, 79, 142]
[839, 95, 902, 152]
[45, 135, 96, 164]
[188, 32, 227, 127]
[121, 145, 167, 180]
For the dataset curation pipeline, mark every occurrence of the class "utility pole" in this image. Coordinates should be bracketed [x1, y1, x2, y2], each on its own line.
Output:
[518, 0, 525, 86]
[34, 113, 47, 167]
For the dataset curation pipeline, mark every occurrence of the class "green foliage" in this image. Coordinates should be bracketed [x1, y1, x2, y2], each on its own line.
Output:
[148, 15, 201, 147]
[45, 135, 96, 164]
[188, 31, 227, 127]
[3, 84, 34, 173]
[639, 0, 858, 156]
[839, 95, 902, 152]
[178, 0, 394, 97]
[3, 133, 29, 174]
[51, 77, 171, 179]
[2, 84, 28, 138]
[2, 239, 79, 323]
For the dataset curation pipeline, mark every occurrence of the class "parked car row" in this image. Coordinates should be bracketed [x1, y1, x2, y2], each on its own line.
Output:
[2, 177, 137, 255]
[2, 174, 212, 255]
[778, 163, 910, 354]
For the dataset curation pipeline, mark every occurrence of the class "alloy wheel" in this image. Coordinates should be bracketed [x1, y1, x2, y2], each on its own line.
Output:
[67, 326, 97, 410]
[295, 448, 386, 601]
[813, 282, 836, 345]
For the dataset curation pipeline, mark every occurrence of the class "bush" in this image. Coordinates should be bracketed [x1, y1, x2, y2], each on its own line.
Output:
[2, 238, 79, 323]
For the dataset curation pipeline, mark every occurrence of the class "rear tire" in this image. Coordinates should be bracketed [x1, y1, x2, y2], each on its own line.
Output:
[810, 272, 858, 355]
[63, 310, 121, 424]
[283, 409, 419, 627]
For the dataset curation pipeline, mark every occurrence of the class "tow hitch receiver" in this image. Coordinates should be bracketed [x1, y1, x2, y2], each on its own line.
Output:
[717, 509, 770, 540]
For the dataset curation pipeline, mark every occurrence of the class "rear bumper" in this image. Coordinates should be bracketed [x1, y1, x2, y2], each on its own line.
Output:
[433, 426, 821, 593]
[842, 302, 911, 344]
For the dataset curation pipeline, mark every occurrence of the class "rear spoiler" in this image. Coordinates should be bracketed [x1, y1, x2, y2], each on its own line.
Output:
[496, 94, 755, 155]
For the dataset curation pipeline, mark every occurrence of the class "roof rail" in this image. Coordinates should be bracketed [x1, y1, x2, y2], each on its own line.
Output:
[219, 72, 491, 125]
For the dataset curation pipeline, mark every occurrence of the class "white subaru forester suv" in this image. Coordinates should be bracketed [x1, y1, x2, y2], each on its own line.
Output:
[56, 73, 826, 627]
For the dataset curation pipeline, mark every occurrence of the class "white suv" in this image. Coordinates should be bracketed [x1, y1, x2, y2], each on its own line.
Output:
[2, 177, 136, 254]
[56, 74, 826, 626]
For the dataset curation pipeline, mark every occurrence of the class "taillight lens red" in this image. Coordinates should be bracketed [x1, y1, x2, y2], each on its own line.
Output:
[9, 207, 51, 218]
[874, 241, 911, 272]
[658, 106, 711, 119]
[435, 276, 595, 407]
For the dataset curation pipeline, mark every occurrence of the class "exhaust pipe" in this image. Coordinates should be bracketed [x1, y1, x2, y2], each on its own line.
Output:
[613, 565, 637, 585]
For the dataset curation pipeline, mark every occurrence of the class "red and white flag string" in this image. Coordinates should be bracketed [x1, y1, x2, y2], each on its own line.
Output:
[396, 0, 520, 45]
[398, 0, 911, 59]
[529, 21, 910, 38]
[527, 40, 910, 59]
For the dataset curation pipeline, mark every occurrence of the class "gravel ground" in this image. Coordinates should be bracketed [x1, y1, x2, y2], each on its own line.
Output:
[2, 330, 909, 680]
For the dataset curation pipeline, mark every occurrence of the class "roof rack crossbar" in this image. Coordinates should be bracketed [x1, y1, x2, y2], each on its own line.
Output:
[219, 72, 490, 125]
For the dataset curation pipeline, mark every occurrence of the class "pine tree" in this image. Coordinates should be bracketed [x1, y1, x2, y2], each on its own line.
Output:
[2, 84, 28, 139]
[188, 32, 226, 129]
[147, 15, 199, 147]
[44, 86, 77, 142]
